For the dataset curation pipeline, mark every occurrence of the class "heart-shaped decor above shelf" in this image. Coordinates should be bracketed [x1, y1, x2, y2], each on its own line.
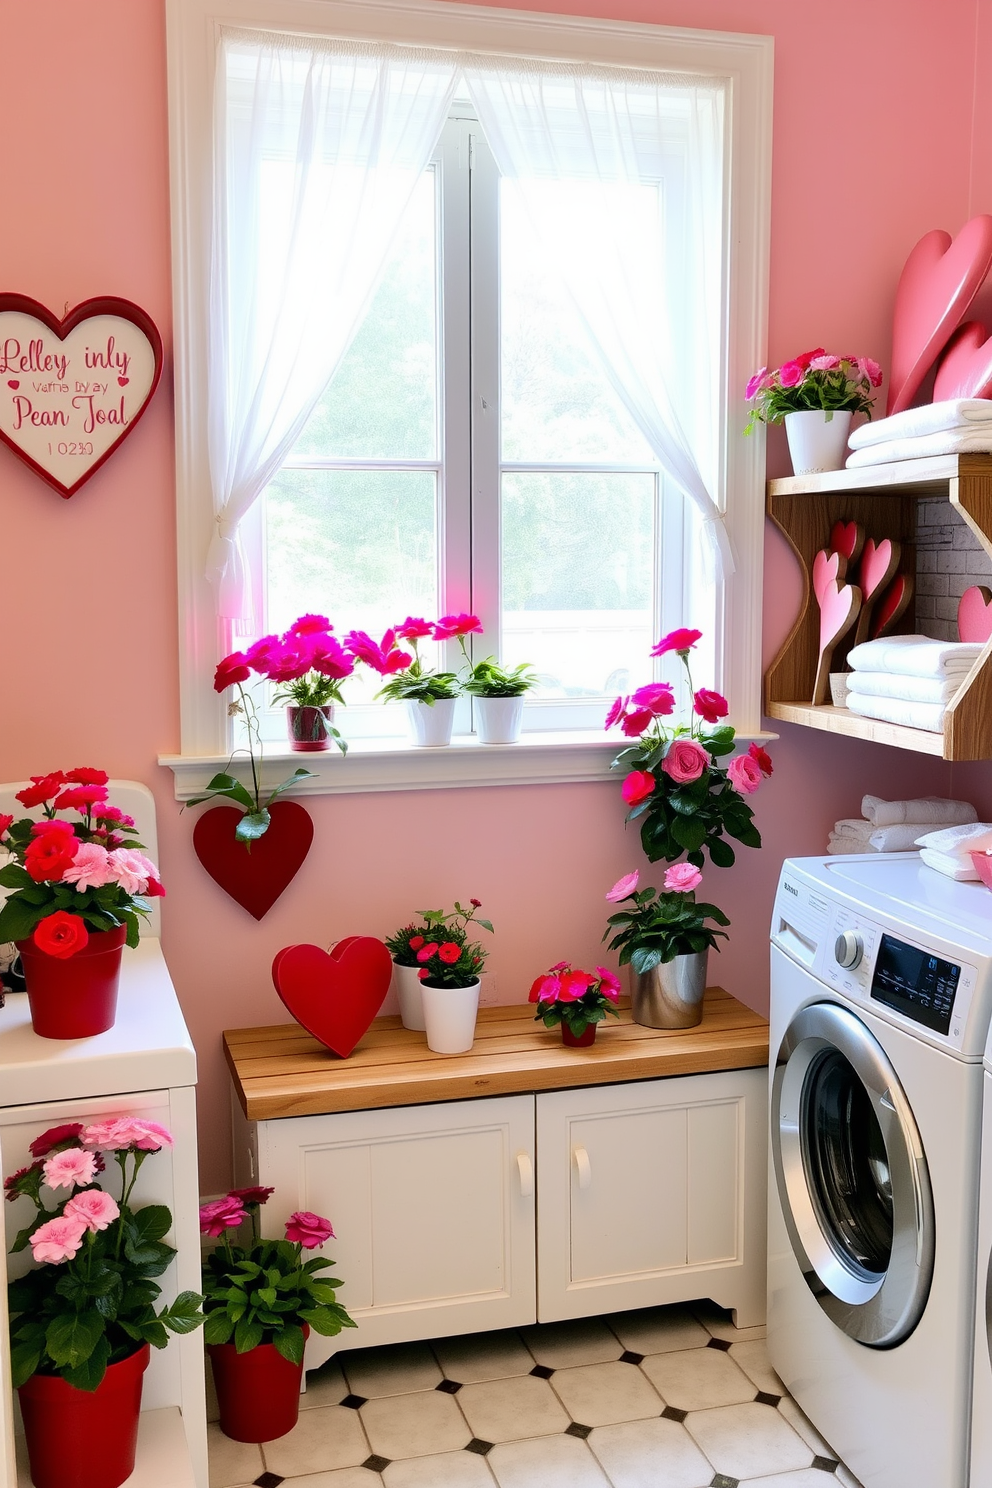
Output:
[0, 294, 162, 497]
[193, 800, 314, 919]
[934, 320, 992, 401]
[272, 937, 393, 1058]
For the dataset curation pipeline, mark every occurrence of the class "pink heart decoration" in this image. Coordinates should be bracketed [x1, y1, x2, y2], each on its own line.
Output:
[859, 538, 900, 601]
[958, 585, 992, 643]
[871, 574, 915, 639]
[193, 800, 314, 919]
[829, 519, 864, 563]
[814, 578, 862, 705]
[888, 215, 992, 415]
[272, 937, 393, 1058]
[812, 548, 844, 605]
[933, 321, 992, 401]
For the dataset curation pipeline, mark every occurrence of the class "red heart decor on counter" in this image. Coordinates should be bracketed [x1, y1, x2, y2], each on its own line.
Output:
[272, 937, 393, 1057]
[193, 801, 313, 919]
[958, 585, 992, 643]
[829, 519, 864, 564]
[888, 216, 992, 415]
[933, 320, 992, 401]
[0, 294, 163, 498]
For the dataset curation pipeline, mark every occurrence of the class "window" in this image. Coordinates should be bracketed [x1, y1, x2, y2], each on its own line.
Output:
[165, 0, 771, 794]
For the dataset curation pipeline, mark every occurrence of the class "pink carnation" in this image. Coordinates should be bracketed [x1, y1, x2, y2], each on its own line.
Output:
[30, 1214, 88, 1264]
[288, 614, 332, 637]
[43, 1148, 98, 1192]
[664, 863, 703, 892]
[61, 841, 116, 891]
[83, 1118, 174, 1152]
[595, 967, 621, 1002]
[620, 707, 654, 738]
[607, 871, 639, 902]
[285, 1210, 335, 1248]
[106, 848, 160, 896]
[629, 683, 675, 717]
[809, 354, 840, 370]
[64, 1189, 120, 1232]
[651, 628, 702, 657]
[728, 753, 763, 795]
[778, 360, 804, 388]
[199, 1196, 247, 1237]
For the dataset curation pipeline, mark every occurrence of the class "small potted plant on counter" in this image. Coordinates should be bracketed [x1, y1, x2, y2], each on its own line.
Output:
[386, 898, 495, 1034]
[404, 899, 494, 1053]
[201, 1185, 354, 1443]
[603, 866, 729, 1028]
[461, 657, 537, 744]
[5, 1118, 203, 1488]
[529, 962, 621, 1047]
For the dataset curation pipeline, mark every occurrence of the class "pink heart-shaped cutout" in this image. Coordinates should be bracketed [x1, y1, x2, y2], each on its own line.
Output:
[859, 538, 900, 601]
[193, 800, 313, 919]
[888, 215, 992, 415]
[812, 548, 843, 605]
[872, 574, 915, 638]
[958, 585, 992, 643]
[820, 578, 861, 652]
[272, 937, 393, 1058]
[933, 320, 992, 401]
[0, 293, 162, 499]
[7, 380, 18, 390]
[829, 519, 863, 563]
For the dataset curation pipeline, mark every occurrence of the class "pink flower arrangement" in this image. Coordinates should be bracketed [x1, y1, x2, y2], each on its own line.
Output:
[215, 614, 355, 757]
[603, 872, 730, 974]
[529, 962, 622, 1039]
[0, 770, 164, 957]
[744, 349, 882, 432]
[348, 613, 484, 705]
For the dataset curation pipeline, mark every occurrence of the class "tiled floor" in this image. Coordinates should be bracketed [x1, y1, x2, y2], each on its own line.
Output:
[207, 1301, 864, 1488]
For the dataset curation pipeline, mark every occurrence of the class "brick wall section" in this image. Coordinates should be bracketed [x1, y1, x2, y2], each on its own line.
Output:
[916, 497, 992, 642]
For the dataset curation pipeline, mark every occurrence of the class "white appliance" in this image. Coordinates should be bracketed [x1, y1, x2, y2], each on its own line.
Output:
[769, 854, 992, 1488]
[971, 989, 992, 1483]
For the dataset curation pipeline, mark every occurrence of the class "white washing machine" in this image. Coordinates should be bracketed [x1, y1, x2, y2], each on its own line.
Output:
[769, 854, 992, 1488]
[971, 1010, 992, 1482]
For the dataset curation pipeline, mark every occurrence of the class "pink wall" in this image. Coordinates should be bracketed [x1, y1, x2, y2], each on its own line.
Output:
[0, 0, 987, 1190]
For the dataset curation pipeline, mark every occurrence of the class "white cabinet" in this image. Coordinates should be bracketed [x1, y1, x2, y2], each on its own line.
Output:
[235, 1067, 766, 1358]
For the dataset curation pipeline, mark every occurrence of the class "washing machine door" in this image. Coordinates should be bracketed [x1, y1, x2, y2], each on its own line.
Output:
[771, 1000, 935, 1347]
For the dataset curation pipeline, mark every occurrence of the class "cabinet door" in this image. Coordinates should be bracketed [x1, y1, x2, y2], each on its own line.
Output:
[537, 1069, 766, 1323]
[255, 1094, 536, 1360]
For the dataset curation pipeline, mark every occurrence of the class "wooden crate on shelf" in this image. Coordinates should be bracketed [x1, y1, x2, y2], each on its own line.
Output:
[764, 452, 992, 761]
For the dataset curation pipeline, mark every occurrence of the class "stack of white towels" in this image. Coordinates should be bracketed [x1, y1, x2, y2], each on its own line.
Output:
[845, 635, 981, 733]
[828, 794, 977, 855]
[916, 822, 992, 880]
[847, 398, 992, 468]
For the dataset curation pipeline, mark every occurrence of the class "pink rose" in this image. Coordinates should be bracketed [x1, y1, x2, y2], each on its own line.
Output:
[61, 842, 116, 891]
[661, 739, 710, 784]
[728, 754, 763, 795]
[30, 1214, 88, 1264]
[244, 634, 284, 674]
[285, 1210, 335, 1248]
[630, 683, 675, 717]
[199, 1196, 247, 1237]
[43, 1148, 98, 1191]
[664, 863, 703, 892]
[778, 360, 804, 388]
[858, 356, 883, 387]
[621, 770, 655, 806]
[693, 689, 729, 724]
[651, 628, 703, 657]
[83, 1118, 173, 1151]
[309, 635, 354, 681]
[607, 871, 639, 902]
[64, 1189, 120, 1232]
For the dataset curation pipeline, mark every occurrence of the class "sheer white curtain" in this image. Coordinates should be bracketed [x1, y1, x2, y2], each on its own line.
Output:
[464, 62, 733, 577]
[206, 33, 458, 620]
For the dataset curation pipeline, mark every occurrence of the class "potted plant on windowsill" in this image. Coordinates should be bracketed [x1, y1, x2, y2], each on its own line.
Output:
[200, 1185, 354, 1443]
[0, 771, 164, 1039]
[461, 658, 537, 744]
[5, 1118, 203, 1488]
[744, 349, 882, 475]
[603, 866, 730, 1028]
[345, 619, 460, 747]
[529, 962, 621, 1047]
[245, 614, 354, 754]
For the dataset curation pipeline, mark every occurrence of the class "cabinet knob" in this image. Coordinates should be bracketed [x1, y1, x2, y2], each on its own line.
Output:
[516, 1151, 534, 1198]
[573, 1145, 592, 1190]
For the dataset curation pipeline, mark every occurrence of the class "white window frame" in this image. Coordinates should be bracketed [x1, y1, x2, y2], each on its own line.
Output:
[162, 0, 773, 799]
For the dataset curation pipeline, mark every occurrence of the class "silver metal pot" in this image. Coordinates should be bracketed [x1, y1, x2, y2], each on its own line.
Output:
[631, 950, 708, 1028]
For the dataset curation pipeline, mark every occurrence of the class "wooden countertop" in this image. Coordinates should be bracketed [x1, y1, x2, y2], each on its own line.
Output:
[225, 988, 769, 1121]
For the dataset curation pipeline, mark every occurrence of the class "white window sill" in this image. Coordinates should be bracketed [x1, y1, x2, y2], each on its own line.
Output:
[158, 728, 777, 800]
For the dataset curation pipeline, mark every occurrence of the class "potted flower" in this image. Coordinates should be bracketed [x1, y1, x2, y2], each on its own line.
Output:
[602, 866, 730, 1028]
[385, 898, 494, 1034]
[345, 614, 482, 747]
[245, 614, 354, 753]
[461, 657, 537, 744]
[0, 771, 164, 1038]
[5, 1118, 203, 1488]
[744, 349, 882, 474]
[400, 899, 494, 1053]
[200, 1185, 354, 1443]
[529, 962, 621, 1047]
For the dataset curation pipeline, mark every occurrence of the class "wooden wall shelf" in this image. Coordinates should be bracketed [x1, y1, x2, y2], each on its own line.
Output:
[764, 452, 992, 760]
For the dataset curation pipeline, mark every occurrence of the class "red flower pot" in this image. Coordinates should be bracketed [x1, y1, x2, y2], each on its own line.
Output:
[562, 1022, 596, 1047]
[16, 925, 126, 1039]
[18, 1344, 149, 1488]
[287, 705, 333, 751]
[208, 1323, 310, 1442]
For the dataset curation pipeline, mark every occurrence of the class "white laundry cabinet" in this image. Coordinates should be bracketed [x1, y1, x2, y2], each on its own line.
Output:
[227, 996, 768, 1367]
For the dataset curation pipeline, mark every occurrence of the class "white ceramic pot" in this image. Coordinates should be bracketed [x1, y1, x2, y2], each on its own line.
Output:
[475, 696, 524, 744]
[405, 698, 456, 747]
[784, 409, 853, 475]
[392, 961, 426, 1031]
[421, 979, 481, 1054]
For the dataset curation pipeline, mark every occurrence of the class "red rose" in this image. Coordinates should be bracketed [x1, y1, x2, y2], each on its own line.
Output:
[621, 770, 655, 806]
[65, 767, 109, 786]
[620, 707, 654, 738]
[408, 935, 425, 950]
[24, 834, 79, 883]
[438, 942, 462, 964]
[213, 651, 251, 692]
[29, 1123, 85, 1158]
[33, 912, 89, 959]
[748, 741, 774, 777]
[228, 1185, 274, 1205]
[794, 347, 826, 370]
[0, 813, 13, 839]
[285, 1210, 335, 1248]
[15, 772, 66, 808]
[30, 818, 75, 837]
[651, 628, 702, 657]
[693, 688, 729, 724]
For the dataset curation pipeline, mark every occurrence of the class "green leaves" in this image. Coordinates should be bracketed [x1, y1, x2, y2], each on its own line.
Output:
[46, 1309, 105, 1369]
[201, 1237, 355, 1355]
[187, 773, 258, 813]
[235, 809, 270, 843]
[603, 887, 731, 966]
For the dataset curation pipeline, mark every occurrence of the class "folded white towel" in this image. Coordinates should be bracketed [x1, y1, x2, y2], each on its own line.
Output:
[920, 847, 982, 881]
[847, 672, 964, 705]
[847, 636, 982, 678]
[833, 817, 873, 839]
[863, 794, 978, 828]
[915, 822, 992, 856]
[869, 823, 937, 852]
[848, 398, 992, 449]
[847, 430, 992, 467]
[847, 693, 947, 732]
[828, 836, 874, 855]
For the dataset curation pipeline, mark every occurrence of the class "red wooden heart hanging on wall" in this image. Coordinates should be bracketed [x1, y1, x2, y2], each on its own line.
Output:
[193, 801, 314, 920]
[0, 294, 163, 498]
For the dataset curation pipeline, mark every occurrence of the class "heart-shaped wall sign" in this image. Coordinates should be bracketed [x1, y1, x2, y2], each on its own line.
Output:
[193, 800, 313, 919]
[272, 937, 393, 1057]
[934, 321, 992, 401]
[888, 215, 992, 415]
[872, 573, 915, 639]
[0, 294, 162, 497]
[814, 578, 862, 705]
[958, 585, 992, 643]
[812, 547, 846, 605]
[829, 519, 864, 564]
